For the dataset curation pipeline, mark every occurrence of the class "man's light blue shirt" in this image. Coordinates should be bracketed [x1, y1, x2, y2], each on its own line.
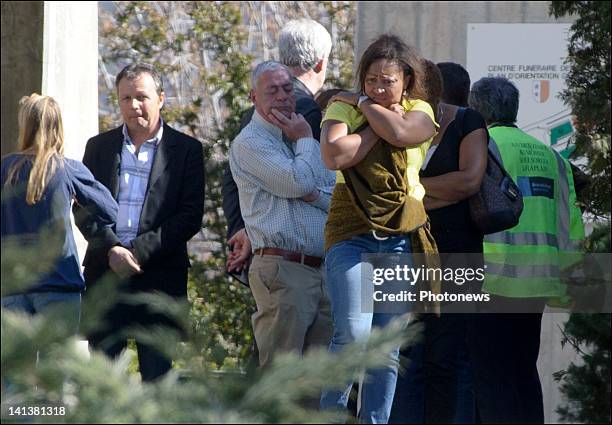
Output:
[116, 121, 163, 246]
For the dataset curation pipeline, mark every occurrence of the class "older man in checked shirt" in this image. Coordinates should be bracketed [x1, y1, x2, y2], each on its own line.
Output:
[229, 61, 335, 367]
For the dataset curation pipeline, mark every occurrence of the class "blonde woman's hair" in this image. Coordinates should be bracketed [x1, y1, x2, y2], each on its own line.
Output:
[6, 93, 65, 205]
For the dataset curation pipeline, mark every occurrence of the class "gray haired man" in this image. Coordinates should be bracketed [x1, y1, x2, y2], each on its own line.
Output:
[229, 61, 334, 367]
[223, 19, 332, 281]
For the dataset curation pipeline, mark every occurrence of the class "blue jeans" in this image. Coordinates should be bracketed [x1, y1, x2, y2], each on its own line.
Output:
[1, 291, 81, 334]
[320, 233, 413, 424]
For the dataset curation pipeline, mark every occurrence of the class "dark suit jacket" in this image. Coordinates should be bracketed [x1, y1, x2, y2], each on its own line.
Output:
[74, 123, 205, 299]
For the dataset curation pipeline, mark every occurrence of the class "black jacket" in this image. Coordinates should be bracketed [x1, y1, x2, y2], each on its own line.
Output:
[74, 123, 205, 298]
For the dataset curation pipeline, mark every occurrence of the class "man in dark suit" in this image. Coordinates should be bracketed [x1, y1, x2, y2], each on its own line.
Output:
[74, 63, 204, 381]
[222, 19, 332, 283]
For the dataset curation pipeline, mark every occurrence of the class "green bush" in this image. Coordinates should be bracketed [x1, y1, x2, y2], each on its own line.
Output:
[186, 259, 256, 370]
[549, 3, 611, 422]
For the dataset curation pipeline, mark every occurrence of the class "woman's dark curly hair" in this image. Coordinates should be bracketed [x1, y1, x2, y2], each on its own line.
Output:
[419, 58, 444, 121]
[356, 34, 427, 101]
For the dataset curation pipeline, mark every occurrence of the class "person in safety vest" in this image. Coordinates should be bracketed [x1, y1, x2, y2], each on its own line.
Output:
[466, 77, 584, 424]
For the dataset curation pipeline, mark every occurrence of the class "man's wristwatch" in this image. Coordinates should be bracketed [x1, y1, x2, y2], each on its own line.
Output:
[357, 95, 370, 108]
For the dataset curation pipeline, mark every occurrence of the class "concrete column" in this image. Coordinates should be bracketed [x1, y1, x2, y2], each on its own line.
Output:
[42, 1, 98, 162]
[538, 311, 580, 424]
[1, 1, 44, 157]
[41, 0, 99, 275]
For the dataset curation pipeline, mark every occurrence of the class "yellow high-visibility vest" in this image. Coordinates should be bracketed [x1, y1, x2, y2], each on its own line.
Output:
[483, 125, 584, 298]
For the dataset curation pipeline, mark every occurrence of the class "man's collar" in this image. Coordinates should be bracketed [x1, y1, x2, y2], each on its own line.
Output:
[252, 110, 282, 139]
[122, 119, 164, 146]
[293, 76, 314, 98]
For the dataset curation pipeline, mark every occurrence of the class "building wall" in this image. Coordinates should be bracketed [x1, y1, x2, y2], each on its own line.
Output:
[356, 1, 575, 65]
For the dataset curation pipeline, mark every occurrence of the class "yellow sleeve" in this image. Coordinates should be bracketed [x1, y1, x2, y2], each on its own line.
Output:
[322, 101, 366, 133]
[402, 98, 440, 129]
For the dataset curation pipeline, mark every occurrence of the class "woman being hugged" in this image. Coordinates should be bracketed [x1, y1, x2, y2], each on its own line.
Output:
[319, 34, 439, 423]
[1, 94, 117, 331]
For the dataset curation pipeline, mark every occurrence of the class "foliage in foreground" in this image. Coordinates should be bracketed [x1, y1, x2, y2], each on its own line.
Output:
[1, 295, 420, 424]
[0, 232, 422, 423]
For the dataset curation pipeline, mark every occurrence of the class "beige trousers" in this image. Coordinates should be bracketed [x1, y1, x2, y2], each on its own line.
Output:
[249, 254, 333, 368]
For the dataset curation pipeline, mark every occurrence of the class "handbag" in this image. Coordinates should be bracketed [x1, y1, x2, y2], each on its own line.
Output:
[455, 108, 524, 234]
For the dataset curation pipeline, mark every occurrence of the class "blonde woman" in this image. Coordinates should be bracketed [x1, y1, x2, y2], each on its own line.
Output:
[1, 94, 117, 329]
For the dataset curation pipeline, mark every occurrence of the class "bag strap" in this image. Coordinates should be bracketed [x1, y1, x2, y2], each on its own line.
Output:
[457, 108, 516, 185]
[455, 107, 467, 141]
[458, 107, 509, 178]
[455, 107, 496, 165]
[487, 137, 504, 167]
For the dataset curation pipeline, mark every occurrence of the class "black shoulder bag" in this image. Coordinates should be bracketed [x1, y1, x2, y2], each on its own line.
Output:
[455, 108, 524, 235]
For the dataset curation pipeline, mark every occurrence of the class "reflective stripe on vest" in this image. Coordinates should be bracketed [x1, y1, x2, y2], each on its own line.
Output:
[484, 142, 579, 251]
[486, 262, 560, 278]
[553, 149, 573, 251]
[486, 231, 558, 246]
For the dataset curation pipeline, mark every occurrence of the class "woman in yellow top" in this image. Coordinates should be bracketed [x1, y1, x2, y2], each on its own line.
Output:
[319, 34, 438, 423]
